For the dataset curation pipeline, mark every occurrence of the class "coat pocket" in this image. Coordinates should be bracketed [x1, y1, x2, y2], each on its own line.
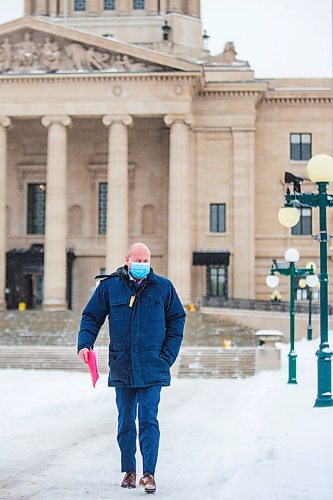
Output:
[108, 348, 131, 384]
[109, 300, 131, 350]
[144, 349, 170, 384]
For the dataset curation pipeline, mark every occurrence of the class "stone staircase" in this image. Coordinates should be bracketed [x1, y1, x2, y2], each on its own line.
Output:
[177, 346, 257, 378]
[0, 346, 109, 372]
[0, 310, 259, 378]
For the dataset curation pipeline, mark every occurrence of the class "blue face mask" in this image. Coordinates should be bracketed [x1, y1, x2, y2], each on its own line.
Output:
[130, 262, 150, 279]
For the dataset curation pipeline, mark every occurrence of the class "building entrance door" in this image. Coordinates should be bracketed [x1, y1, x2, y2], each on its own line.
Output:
[23, 273, 44, 309]
[206, 265, 228, 298]
[6, 246, 75, 309]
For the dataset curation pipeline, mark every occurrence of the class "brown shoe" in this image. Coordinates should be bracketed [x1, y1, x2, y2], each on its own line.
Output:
[139, 472, 156, 494]
[121, 471, 136, 489]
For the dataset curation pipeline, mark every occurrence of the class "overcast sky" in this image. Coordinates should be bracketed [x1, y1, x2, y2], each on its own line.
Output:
[0, 0, 331, 78]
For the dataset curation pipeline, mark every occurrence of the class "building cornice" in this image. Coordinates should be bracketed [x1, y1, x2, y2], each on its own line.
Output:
[0, 71, 201, 85]
[198, 90, 263, 97]
[262, 96, 333, 105]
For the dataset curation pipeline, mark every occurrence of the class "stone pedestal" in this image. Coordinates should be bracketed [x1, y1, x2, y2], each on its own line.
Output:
[164, 114, 192, 304]
[103, 115, 132, 273]
[0, 117, 11, 310]
[42, 115, 71, 310]
[255, 329, 284, 372]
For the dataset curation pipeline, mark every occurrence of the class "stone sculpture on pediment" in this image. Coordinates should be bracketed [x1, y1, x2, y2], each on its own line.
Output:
[0, 30, 169, 74]
[0, 38, 12, 71]
[65, 42, 111, 71]
[85, 47, 110, 70]
[14, 32, 38, 69]
[41, 37, 61, 71]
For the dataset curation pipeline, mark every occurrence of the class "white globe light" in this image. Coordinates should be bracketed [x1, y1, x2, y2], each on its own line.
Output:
[306, 261, 316, 272]
[266, 275, 279, 288]
[298, 278, 307, 289]
[284, 248, 300, 263]
[307, 154, 333, 183]
[306, 274, 319, 288]
[278, 207, 300, 228]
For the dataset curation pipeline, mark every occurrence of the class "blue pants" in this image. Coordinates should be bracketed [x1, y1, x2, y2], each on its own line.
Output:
[115, 385, 162, 475]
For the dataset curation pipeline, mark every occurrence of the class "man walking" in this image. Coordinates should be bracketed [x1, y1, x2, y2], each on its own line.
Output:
[77, 242, 186, 493]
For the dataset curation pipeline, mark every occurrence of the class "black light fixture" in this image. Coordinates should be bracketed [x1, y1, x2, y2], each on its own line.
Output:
[284, 171, 304, 193]
[162, 20, 171, 42]
[203, 30, 210, 50]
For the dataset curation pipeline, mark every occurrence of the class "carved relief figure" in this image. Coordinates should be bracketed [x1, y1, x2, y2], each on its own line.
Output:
[66, 43, 110, 70]
[85, 47, 110, 70]
[65, 43, 86, 70]
[41, 36, 61, 71]
[0, 38, 12, 71]
[14, 32, 38, 69]
[0, 31, 165, 73]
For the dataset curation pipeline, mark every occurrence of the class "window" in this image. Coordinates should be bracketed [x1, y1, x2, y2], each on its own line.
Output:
[291, 208, 312, 236]
[27, 183, 46, 235]
[290, 133, 312, 161]
[104, 0, 115, 9]
[207, 266, 228, 298]
[98, 182, 107, 235]
[210, 203, 226, 233]
[74, 0, 86, 11]
[133, 0, 145, 9]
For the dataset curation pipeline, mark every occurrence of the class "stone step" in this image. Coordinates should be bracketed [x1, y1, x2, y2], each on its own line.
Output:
[177, 347, 257, 379]
[0, 346, 110, 372]
[0, 345, 257, 379]
[0, 310, 258, 348]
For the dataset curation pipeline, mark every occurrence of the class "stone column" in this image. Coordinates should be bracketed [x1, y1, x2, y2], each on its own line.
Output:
[147, 0, 158, 14]
[89, 0, 100, 14]
[41, 115, 71, 310]
[168, 0, 183, 13]
[187, 0, 201, 17]
[231, 128, 256, 299]
[164, 114, 192, 304]
[117, 0, 131, 15]
[49, 0, 58, 17]
[0, 117, 11, 310]
[25, 0, 32, 16]
[35, 0, 48, 15]
[102, 115, 132, 273]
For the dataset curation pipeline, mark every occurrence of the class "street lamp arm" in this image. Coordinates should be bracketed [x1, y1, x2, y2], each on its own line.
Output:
[294, 268, 314, 277]
[326, 195, 333, 207]
[285, 192, 318, 208]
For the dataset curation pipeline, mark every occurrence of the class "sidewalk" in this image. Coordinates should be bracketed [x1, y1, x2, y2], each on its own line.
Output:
[1, 339, 333, 500]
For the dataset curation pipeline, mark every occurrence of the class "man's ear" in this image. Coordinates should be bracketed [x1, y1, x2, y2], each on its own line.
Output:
[125, 255, 130, 266]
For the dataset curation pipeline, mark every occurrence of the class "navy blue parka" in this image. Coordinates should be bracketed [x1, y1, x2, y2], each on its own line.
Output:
[77, 266, 186, 388]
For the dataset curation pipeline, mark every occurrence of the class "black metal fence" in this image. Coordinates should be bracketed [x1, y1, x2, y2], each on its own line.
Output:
[202, 297, 331, 315]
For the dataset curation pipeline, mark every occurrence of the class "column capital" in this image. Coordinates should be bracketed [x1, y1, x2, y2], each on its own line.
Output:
[164, 114, 192, 127]
[102, 115, 133, 128]
[41, 115, 72, 127]
[0, 116, 11, 128]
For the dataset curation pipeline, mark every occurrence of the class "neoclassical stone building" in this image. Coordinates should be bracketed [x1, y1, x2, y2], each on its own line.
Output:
[0, 0, 332, 311]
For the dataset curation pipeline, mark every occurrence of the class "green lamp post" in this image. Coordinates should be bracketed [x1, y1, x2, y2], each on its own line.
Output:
[266, 249, 317, 384]
[278, 154, 333, 407]
[299, 262, 318, 341]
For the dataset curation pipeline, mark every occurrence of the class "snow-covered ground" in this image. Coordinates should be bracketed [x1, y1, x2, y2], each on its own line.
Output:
[1, 338, 333, 500]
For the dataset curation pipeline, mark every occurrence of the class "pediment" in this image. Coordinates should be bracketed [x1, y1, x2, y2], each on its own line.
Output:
[0, 17, 199, 75]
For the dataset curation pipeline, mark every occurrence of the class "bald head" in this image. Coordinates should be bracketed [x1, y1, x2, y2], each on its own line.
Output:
[126, 242, 151, 269]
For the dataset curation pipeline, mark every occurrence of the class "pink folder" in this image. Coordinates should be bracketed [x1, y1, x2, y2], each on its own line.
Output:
[87, 348, 99, 388]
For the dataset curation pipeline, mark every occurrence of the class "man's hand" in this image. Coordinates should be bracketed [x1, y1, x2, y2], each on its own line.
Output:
[78, 348, 89, 364]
